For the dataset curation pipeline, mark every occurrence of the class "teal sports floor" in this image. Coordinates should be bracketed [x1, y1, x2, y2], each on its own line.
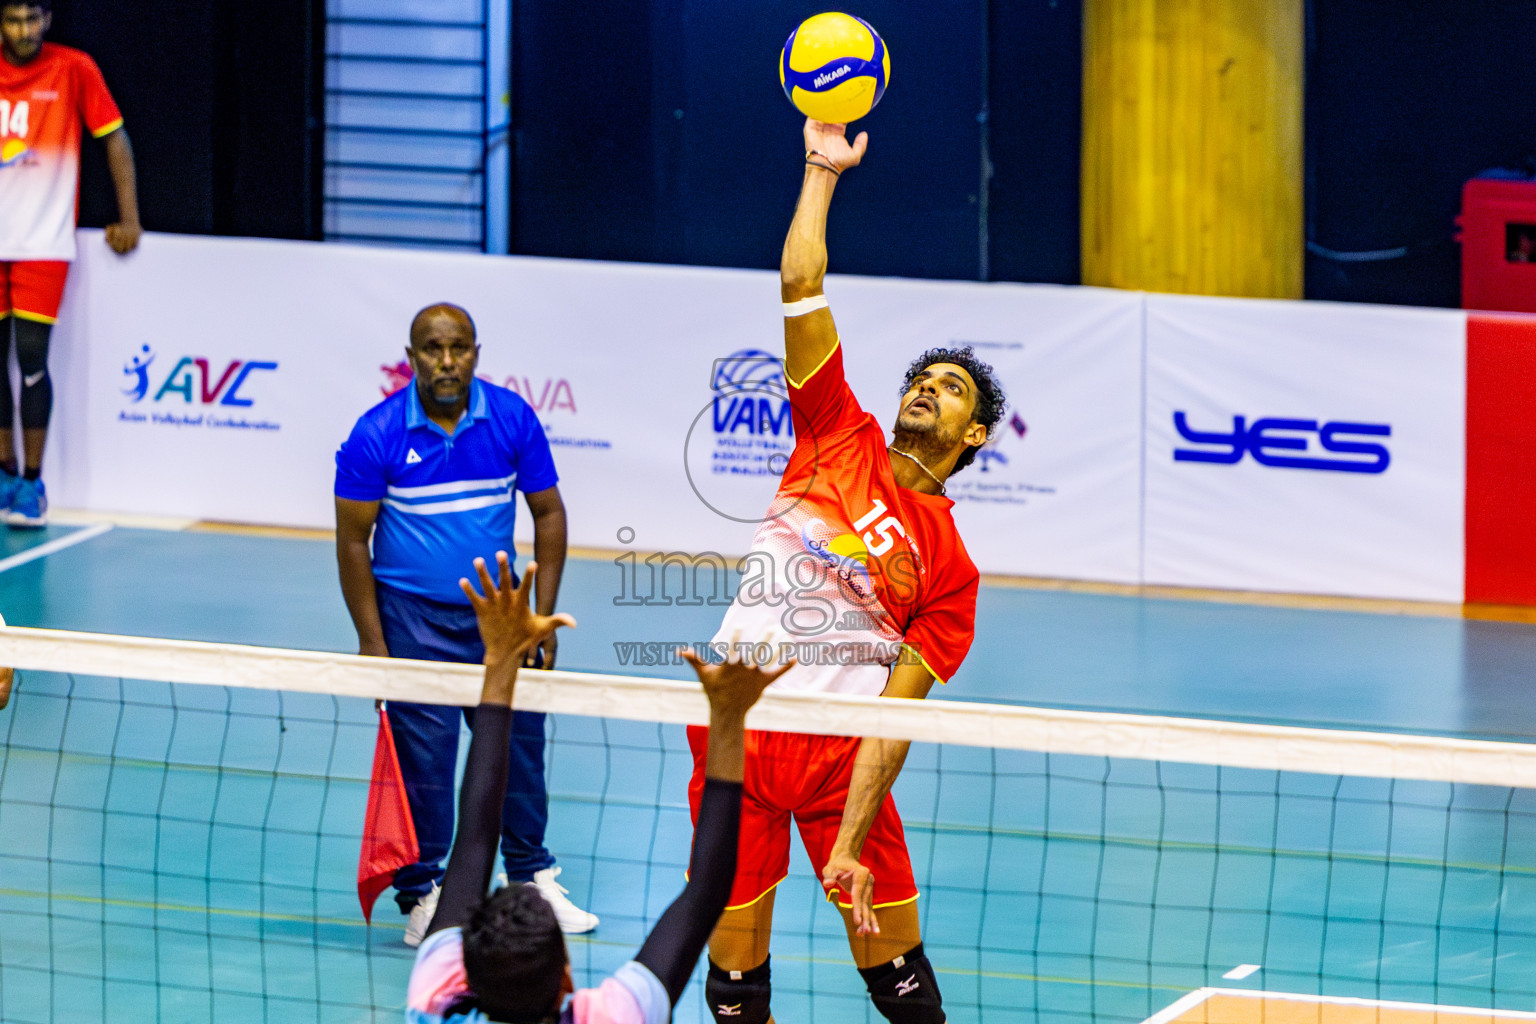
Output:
[3, 520, 1536, 1023]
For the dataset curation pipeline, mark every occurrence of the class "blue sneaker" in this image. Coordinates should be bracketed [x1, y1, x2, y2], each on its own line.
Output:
[6, 477, 47, 527]
[0, 471, 20, 514]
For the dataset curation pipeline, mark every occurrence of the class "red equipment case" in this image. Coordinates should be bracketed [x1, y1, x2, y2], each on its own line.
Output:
[1459, 177, 1536, 313]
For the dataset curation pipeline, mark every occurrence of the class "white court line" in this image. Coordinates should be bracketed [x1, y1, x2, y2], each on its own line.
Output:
[1146, 988, 1536, 1023]
[1222, 964, 1262, 980]
[0, 523, 113, 574]
[1141, 989, 1216, 1024]
[50, 508, 194, 531]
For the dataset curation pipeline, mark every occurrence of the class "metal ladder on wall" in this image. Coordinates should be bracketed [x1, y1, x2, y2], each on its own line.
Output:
[323, 0, 505, 252]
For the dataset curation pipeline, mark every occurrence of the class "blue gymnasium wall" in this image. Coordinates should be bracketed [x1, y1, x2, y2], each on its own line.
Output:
[1305, 0, 1536, 307]
[512, 1, 1536, 303]
[510, 1, 1084, 284]
[54, 1, 323, 241]
[47, 2, 1536, 305]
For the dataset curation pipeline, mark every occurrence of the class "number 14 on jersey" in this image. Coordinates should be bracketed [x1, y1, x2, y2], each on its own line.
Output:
[0, 100, 30, 138]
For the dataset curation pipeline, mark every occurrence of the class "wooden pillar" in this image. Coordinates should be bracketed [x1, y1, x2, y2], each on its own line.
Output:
[1082, 0, 1303, 298]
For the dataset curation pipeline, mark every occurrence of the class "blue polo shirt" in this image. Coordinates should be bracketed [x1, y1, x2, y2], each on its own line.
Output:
[335, 378, 558, 604]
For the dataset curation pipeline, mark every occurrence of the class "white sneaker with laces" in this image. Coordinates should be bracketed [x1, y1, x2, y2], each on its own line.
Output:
[403, 882, 440, 948]
[529, 867, 598, 934]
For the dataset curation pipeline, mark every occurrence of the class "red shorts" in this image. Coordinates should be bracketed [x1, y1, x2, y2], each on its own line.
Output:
[687, 726, 919, 911]
[0, 261, 70, 323]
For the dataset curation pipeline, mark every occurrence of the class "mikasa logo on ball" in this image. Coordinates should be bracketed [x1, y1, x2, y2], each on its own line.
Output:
[813, 65, 851, 88]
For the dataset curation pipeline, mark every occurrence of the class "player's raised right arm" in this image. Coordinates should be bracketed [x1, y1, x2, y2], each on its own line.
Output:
[781, 118, 867, 387]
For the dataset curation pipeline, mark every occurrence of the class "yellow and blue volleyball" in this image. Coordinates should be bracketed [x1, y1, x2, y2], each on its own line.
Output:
[779, 13, 890, 124]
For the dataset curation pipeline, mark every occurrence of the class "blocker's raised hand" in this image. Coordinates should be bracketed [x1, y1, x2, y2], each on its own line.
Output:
[680, 643, 795, 723]
[460, 554, 575, 667]
[803, 117, 868, 174]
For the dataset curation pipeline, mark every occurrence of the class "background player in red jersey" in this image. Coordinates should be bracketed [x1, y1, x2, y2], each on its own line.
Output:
[688, 118, 1007, 1024]
[0, 0, 140, 526]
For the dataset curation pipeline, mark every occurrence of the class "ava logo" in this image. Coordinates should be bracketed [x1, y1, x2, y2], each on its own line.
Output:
[123, 345, 278, 407]
[504, 376, 576, 415]
[0, 138, 28, 168]
[381, 361, 412, 397]
[712, 350, 793, 438]
[1173, 412, 1391, 474]
[976, 411, 1028, 472]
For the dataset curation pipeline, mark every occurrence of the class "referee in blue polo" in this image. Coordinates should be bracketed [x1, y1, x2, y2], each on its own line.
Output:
[334, 302, 597, 946]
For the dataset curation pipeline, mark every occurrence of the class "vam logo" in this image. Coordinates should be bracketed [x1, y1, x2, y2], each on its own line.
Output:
[122, 345, 278, 407]
[712, 349, 793, 438]
[1173, 411, 1391, 474]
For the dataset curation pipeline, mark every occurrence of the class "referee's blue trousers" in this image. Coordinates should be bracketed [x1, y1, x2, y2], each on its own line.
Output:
[378, 583, 556, 911]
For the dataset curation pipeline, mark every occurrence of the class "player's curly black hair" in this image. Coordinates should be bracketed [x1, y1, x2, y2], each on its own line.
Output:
[899, 345, 1008, 474]
[462, 885, 568, 1023]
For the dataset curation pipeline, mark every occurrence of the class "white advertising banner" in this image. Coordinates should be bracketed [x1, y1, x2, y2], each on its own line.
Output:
[48, 232, 1144, 584]
[1143, 295, 1468, 601]
[827, 278, 1145, 582]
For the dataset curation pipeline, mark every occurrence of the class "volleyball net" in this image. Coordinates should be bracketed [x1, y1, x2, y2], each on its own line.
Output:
[1, 627, 1534, 1024]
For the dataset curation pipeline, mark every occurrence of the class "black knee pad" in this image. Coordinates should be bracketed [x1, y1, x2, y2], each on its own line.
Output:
[12, 319, 50, 430]
[705, 957, 771, 1024]
[859, 944, 945, 1024]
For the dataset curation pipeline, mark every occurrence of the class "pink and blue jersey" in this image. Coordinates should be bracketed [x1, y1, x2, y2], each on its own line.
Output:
[406, 928, 670, 1024]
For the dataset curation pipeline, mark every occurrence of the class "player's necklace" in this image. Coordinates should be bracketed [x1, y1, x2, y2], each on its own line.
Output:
[888, 446, 946, 495]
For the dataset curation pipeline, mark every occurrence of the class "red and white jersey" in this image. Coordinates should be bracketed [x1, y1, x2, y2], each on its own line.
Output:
[712, 342, 979, 697]
[0, 44, 123, 261]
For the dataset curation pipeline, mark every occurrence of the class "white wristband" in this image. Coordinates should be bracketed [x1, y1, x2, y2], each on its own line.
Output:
[782, 295, 829, 318]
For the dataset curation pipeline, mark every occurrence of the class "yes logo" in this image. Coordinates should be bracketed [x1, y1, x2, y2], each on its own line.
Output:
[123, 345, 278, 407]
[1173, 412, 1391, 474]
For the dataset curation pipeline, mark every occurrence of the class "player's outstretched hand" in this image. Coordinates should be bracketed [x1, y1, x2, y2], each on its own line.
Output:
[460, 554, 576, 668]
[822, 851, 879, 935]
[679, 645, 794, 724]
[803, 117, 867, 173]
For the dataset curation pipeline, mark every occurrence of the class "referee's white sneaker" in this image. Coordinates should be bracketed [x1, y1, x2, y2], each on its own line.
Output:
[403, 882, 440, 948]
[529, 867, 599, 934]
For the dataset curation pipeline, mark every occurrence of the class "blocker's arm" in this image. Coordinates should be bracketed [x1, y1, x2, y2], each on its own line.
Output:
[429, 558, 573, 937]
